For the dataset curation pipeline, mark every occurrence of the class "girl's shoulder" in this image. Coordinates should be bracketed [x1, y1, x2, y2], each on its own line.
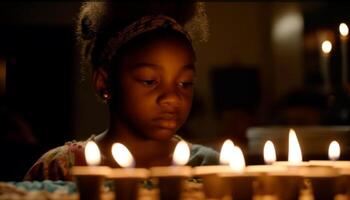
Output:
[173, 135, 220, 166]
[188, 143, 220, 166]
[24, 137, 93, 181]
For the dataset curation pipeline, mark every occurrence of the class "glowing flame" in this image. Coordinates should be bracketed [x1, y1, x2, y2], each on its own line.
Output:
[328, 140, 340, 161]
[288, 129, 302, 165]
[173, 140, 190, 166]
[229, 146, 246, 172]
[322, 40, 332, 54]
[220, 139, 235, 165]
[85, 141, 101, 166]
[339, 23, 349, 37]
[111, 143, 135, 168]
[264, 140, 276, 165]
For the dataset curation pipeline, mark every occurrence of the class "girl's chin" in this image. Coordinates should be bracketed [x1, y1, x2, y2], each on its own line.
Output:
[146, 128, 177, 141]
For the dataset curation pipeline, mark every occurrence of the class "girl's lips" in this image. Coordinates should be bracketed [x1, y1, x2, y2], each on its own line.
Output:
[153, 118, 178, 129]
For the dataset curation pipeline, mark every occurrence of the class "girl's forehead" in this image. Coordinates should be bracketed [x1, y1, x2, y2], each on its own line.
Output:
[123, 37, 195, 63]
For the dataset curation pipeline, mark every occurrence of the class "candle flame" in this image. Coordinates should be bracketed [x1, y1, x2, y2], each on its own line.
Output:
[264, 140, 276, 164]
[322, 40, 332, 54]
[340, 23, 349, 37]
[220, 139, 235, 165]
[288, 129, 302, 165]
[328, 140, 340, 161]
[85, 141, 101, 166]
[229, 146, 246, 172]
[111, 143, 135, 168]
[173, 140, 190, 165]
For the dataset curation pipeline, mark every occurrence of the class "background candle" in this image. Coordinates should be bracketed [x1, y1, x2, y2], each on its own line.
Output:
[321, 40, 332, 94]
[340, 23, 349, 88]
[71, 141, 111, 200]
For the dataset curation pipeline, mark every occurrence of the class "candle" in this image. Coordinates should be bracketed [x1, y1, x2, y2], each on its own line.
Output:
[340, 23, 349, 88]
[150, 140, 192, 200]
[108, 143, 150, 200]
[219, 146, 259, 200]
[193, 139, 234, 199]
[264, 140, 276, 165]
[70, 141, 111, 200]
[321, 40, 332, 94]
[266, 129, 306, 200]
[309, 140, 342, 167]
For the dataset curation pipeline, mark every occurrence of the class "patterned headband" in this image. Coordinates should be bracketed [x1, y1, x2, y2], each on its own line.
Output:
[102, 15, 192, 63]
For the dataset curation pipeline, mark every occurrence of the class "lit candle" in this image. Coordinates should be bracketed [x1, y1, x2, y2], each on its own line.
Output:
[267, 129, 306, 200]
[301, 140, 340, 200]
[150, 140, 192, 200]
[192, 139, 234, 199]
[264, 140, 276, 165]
[321, 40, 332, 94]
[340, 23, 349, 88]
[220, 146, 259, 200]
[71, 141, 111, 200]
[108, 143, 150, 200]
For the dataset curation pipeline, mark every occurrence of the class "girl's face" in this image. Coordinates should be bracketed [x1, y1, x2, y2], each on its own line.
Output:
[112, 36, 195, 140]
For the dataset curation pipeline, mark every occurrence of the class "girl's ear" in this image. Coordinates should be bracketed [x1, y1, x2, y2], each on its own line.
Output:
[92, 68, 109, 97]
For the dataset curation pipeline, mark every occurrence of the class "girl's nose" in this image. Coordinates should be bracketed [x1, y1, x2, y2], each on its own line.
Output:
[157, 86, 181, 109]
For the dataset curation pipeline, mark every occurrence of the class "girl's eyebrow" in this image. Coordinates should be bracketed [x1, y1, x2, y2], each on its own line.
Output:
[130, 62, 160, 69]
[130, 62, 196, 71]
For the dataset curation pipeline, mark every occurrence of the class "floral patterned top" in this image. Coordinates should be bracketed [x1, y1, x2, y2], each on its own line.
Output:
[24, 135, 219, 181]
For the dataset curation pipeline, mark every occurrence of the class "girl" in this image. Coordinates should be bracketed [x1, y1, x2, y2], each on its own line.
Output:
[24, 1, 219, 181]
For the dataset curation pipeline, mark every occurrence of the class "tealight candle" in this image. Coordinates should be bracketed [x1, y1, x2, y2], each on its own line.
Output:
[150, 140, 192, 200]
[108, 143, 150, 200]
[71, 141, 111, 200]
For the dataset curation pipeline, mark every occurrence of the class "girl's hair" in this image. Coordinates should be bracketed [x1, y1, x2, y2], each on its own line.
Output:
[75, 1, 208, 78]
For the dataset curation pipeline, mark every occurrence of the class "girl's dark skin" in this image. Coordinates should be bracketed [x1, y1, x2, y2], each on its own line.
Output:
[92, 34, 196, 168]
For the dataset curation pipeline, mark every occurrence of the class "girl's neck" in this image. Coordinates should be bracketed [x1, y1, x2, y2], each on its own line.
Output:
[95, 117, 177, 168]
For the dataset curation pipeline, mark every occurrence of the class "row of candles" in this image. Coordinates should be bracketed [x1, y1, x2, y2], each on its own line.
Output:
[70, 129, 350, 200]
[321, 22, 349, 93]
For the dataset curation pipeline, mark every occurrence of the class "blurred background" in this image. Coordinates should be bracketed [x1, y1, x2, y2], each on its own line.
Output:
[1, 2, 350, 180]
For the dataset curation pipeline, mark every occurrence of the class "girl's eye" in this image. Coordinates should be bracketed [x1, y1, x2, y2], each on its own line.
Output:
[178, 81, 194, 89]
[142, 80, 158, 86]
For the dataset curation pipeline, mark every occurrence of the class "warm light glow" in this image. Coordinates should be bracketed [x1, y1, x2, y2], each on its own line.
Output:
[172, 140, 190, 166]
[339, 23, 349, 37]
[322, 40, 332, 54]
[85, 141, 101, 166]
[264, 140, 276, 164]
[329, 140, 341, 161]
[229, 146, 246, 172]
[112, 143, 135, 168]
[288, 129, 302, 165]
[220, 139, 235, 165]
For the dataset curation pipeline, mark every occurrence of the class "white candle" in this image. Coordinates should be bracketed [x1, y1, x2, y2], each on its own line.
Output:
[321, 40, 332, 94]
[71, 141, 111, 200]
[264, 140, 276, 165]
[109, 143, 150, 200]
[150, 140, 192, 200]
[340, 23, 349, 88]
[192, 139, 234, 199]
